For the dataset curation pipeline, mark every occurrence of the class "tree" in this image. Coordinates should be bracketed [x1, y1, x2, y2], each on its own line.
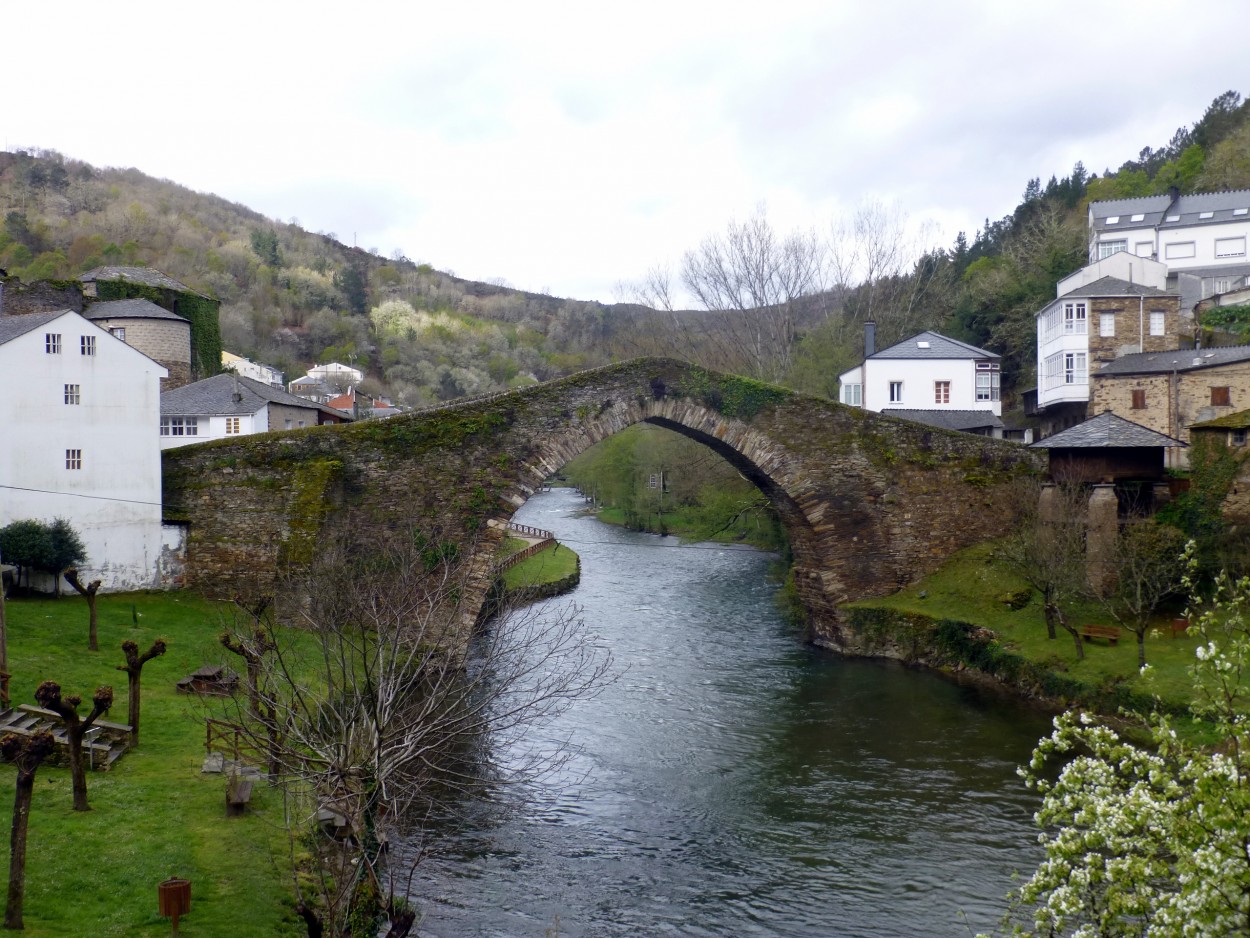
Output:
[981, 555, 1250, 938]
[63, 570, 102, 651]
[33, 682, 113, 812]
[0, 523, 53, 592]
[1, 731, 55, 930]
[115, 639, 167, 747]
[223, 527, 610, 937]
[334, 265, 368, 315]
[1098, 520, 1187, 667]
[249, 227, 282, 268]
[999, 481, 1091, 659]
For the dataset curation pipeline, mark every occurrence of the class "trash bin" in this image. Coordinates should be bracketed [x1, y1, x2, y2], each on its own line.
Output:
[158, 877, 191, 931]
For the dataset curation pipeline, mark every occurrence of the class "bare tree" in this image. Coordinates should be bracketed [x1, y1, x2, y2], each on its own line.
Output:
[33, 682, 113, 812]
[680, 207, 825, 382]
[999, 481, 1091, 660]
[1100, 520, 1188, 668]
[220, 597, 275, 719]
[221, 528, 611, 937]
[115, 638, 167, 747]
[1, 730, 55, 930]
[63, 569, 101, 652]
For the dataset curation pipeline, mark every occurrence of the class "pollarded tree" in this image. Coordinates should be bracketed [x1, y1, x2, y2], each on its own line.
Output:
[115, 638, 167, 747]
[1100, 520, 1188, 667]
[63, 569, 102, 652]
[33, 682, 113, 812]
[1, 730, 56, 930]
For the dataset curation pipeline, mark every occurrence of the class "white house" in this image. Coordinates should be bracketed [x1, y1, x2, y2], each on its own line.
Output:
[0, 310, 170, 590]
[1089, 189, 1250, 304]
[222, 351, 283, 388]
[160, 373, 351, 449]
[838, 330, 1003, 434]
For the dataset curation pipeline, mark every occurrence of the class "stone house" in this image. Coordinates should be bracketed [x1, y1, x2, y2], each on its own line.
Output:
[160, 373, 352, 450]
[0, 310, 173, 590]
[1089, 344, 1250, 467]
[82, 297, 191, 391]
[1187, 408, 1250, 521]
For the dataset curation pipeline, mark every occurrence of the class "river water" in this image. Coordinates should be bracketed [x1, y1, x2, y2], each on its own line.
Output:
[414, 487, 1051, 937]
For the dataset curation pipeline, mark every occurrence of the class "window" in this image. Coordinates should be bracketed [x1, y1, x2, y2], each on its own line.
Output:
[160, 416, 198, 437]
[45, 333, 61, 354]
[1097, 239, 1127, 259]
[1100, 312, 1116, 337]
[64, 384, 80, 405]
[934, 381, 951, 404]
[889, 381, 903, 404]
[1064, 352, 1086, 385]
[65, 449, 82, 470]
[648, 473, 658, 489]
[110, 327, 126, 342]
[975, 363, 1001, 402]
[284, 419, 294, 430]
[1200, 211, 1214, 219]
[1149, 311, 1166, 336]
[1130, 214, 1145, 222]
[1165, 241, 1196, 259]
[81, 335, 95, 356]
[1131, 389, 1146, 409]
[1134, 241, 1153, 257]
[842, 383, 861, 407]
[225, 417, 241, 434]
[1233, 429, 1248, 446]
[1236, 209, 1249, 217]
[1105, 216, 1120, 224]
[1215, 237, 1246, 258]
[1063, 302, 1087, 334]
[1212, 386, 1232, 406]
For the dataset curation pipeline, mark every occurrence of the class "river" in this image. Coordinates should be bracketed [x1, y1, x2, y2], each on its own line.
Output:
[413, 487, 1051, 937]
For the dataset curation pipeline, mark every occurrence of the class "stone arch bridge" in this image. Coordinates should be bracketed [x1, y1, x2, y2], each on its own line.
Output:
[162, 359, 1039, 649]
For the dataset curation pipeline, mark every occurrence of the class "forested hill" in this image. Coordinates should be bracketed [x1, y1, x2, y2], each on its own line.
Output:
[1, 90, 1247, 409]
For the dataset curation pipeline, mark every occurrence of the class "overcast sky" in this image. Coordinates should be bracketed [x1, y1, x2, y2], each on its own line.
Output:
[5, 1, 1246, 303]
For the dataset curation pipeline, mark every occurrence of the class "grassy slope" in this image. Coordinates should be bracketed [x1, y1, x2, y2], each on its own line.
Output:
[855, 541, 1199, 709]
[0, 592, 300, 937]
[501, 543, 578, 590]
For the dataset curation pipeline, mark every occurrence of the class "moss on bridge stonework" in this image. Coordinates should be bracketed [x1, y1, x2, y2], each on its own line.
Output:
[162, 358, 1043, 642]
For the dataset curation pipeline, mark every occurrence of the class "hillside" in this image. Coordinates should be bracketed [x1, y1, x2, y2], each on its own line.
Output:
[2, 89, 1248, 408]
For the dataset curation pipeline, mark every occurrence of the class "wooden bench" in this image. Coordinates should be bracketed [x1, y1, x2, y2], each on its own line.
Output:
[1080, 624, 1122, 645]
[226, 775, 254, 817]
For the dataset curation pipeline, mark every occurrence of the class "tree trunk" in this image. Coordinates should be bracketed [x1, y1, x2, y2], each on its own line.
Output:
[1049, 602, 1084, 661]
[86, 595, 98, 652]
[5, 772, 33, 929]
[128, 675, 141, 748]
[1042, 587, 1057, 640]
[67, 732, 89, 812]
[1137, 630, 1148, 669]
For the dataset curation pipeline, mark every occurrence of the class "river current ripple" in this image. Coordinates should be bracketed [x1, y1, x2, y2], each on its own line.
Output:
[413, 487, 1050, 937]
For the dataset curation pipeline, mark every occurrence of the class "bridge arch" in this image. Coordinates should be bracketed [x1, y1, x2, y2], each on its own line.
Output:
[162, 359, 1037, 647]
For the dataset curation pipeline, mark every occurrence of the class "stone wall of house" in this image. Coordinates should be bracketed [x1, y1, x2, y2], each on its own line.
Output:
[163, 359, 1044, 649]
[266, 403, 321, 430]
[1087, 295, 1184, 367]
[89, 317, 192, 390]
[1091, 360, 1250, 446]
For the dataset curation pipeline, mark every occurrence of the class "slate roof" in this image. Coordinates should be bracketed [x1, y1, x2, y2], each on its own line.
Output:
[161, 373, 351, 421]
[1030, 411, 1186, 449]
[881, 409, 1004, 431]
[0, 310, 65, 346]
[1091, 189, 1250, 233]
[80, 266, 210, 298]
[1097, 344, 1250, 376]
[869, 331, 999, 361]
[83, 298, 189, 323]
[1189, 408, 1250, 430]
[1059, 275, 1174, 298]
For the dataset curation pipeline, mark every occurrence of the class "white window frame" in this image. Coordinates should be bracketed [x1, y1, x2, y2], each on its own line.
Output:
[1097, 239, 1127, 259]
[1063, 302, 1087, 334]
[1099, 312, 1116, 337]
[888, 381, 903, 404]
[934, 381, 951, 405]
[80, 335, 95, 356]
[64, 384, 80, 405]
[110, 327, 126, 342]
[1064, 352, 1086, 385]
[842, 383, 862, 407]
[160, 416, 199, 437]
[1215, 236, 1246, 259]
[1233, 429, 1248, 446]
[45, 333, 61, 354]
[1149, 311, 1166, 336]
[225, 416, 241, 434]
[65, 449, 82, 470]
[1165, 241, 1196, 260]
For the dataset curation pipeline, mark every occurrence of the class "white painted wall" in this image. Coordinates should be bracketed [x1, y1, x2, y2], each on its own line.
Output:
[1057, 253, 1169, 295]
[160, 408, 265, 450]
[1094, 218, 1250, 272]
[861, 357, 1001, 415]
[0, 312, 168, 590]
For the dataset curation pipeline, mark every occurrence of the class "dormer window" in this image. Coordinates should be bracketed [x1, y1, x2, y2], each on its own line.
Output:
[1236, 209, 1249, 216]
[1105, 216, 1120, 224]
[916, 341, 930, 349]
[1200, 211, 1214, 219]
[1130, 214, 1144, 222]
[1166, 214, 1180, 222]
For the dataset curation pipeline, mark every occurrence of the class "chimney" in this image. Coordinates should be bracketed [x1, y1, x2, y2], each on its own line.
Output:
[864, 320, 876, 359]
[1167, 185, 1180, 202]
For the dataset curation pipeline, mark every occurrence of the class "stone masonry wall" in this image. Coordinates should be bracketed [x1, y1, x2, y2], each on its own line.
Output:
[88, 317, 192, 390]
[1091, 360, 1250, 445]
[163, 359, 1043, 648]
[1087, 295, 1184, 367]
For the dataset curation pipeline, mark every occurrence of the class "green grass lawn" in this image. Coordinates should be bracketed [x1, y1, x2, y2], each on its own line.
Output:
[857, 540, 1201, 710]
[0, 591, 301, 936]
[501, 543, 578, 590]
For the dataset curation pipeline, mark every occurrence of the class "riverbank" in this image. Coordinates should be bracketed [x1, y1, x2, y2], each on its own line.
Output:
[842, 540, 1197, 715]
[0, 591, 300, 936]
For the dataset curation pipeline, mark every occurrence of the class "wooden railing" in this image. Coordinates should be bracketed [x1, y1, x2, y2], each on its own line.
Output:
[496, 538, 556, 573]
[507, 522, 553, 540]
